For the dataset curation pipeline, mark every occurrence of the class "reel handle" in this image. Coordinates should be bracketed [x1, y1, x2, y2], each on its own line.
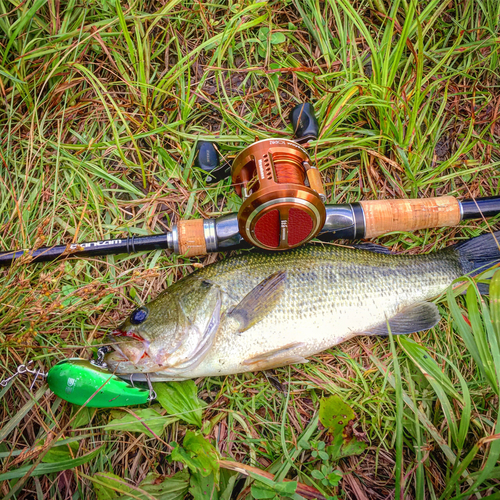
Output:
[195, 141, 219, 172]
[289, 103, 319, 143]
[194, 141, 230, 183]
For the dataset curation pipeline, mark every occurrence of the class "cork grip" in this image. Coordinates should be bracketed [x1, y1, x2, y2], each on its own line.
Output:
[360, 196, 461, 238]
[177, 219, 207, 257]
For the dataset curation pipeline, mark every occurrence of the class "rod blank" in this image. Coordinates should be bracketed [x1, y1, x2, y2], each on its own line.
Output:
[0, 234, 170, 266]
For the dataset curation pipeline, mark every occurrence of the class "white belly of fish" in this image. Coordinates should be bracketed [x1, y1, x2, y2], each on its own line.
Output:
[178, 299, 406, 379]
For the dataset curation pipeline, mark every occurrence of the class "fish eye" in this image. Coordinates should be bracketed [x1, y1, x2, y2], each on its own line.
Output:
[130, 307, 149, 325]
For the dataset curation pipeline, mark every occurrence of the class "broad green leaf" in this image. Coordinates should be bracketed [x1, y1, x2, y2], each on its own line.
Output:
[319, 395, 354, 435]
[42, 440, 79, 463]
[92, 472, 133, 500]
[0, 446, 103, 481]
[268, 63, 280, 90]
[118, 471, 190, 500]
[326, 470, 342, 487]
[297, 438, 311, 450]
[270, 32, 286, 44]
[219, 470, 239, 500]
[251, 484, 277, 499]
[189, 471, 219, 499]
[258, 27, 269, 40]
[319, 395, 367, 460]
[257, 27, 286, 44]
[250, 475, 297, 499]
[273, 480, 298, 495]
[105, 408, 177, 438]
[170, 431, 220, 480]
[61, 285, 79, 306]
[154, 381, 204, 427]
[327, 434, 366, 461]
[71, 407, 96, 429]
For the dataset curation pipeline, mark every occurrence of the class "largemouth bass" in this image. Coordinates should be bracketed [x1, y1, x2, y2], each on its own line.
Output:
[105, 232, 500, 381]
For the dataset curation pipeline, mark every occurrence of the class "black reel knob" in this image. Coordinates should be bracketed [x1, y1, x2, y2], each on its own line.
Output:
[289, 103, 319, 144]
[194, 141, 230, 183]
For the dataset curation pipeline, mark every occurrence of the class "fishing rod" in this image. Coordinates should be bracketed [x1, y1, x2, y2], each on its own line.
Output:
[1, 103, 500, 266]
[2, 195, 499, 266]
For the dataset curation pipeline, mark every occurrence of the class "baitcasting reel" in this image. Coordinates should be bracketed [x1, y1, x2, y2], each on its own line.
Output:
[198, 103, 327, 251]
[232, 138, 325, 250]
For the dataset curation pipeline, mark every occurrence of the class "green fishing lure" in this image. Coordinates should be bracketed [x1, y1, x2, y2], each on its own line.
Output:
[47, 358, 150, 408]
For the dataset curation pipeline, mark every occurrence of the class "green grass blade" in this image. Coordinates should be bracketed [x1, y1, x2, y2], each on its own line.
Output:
[0, 446, 103, 481]
[388, 329, 404, 499]
[399, 337, 460, 448]
[447, 284, 485, 378]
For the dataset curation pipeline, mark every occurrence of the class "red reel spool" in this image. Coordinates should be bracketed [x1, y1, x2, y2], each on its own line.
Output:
[232, 139, 326, 250]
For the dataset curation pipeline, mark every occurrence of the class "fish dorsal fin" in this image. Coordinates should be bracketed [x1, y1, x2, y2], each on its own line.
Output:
[228, 271, 286, 333]
[363, 302, 441, 336]
[352, 242, 393, 254]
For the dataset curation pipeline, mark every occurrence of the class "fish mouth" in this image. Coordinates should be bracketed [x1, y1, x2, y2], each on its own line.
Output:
[106, 329, 150, 364]
[111, 328, 146, 342]
[105, 330, 185, 370]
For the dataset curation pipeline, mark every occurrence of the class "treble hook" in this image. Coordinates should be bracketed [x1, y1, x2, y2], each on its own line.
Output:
[0, 361, 47, 388]
[145, 373, 157, 401]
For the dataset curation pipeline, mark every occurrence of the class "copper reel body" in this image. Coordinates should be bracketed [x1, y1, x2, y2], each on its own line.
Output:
[232, 139, 326, 250]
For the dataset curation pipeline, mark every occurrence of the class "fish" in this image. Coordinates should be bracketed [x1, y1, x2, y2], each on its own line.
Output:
[104, 231, 500, 381]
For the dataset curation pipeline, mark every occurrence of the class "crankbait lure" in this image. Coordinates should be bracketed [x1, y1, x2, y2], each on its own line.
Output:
[1, 349, 153, 408]
[47, 358, 150, 408]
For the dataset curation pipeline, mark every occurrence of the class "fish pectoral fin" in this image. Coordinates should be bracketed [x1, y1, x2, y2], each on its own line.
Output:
[362, 302, 441, 336]
[228, 271, 287, 333]
[242, 342, 307, 370]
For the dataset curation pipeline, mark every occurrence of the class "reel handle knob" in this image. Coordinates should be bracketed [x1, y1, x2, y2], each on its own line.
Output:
[290, 103, 319, 144]
[194, 141, 229, 183]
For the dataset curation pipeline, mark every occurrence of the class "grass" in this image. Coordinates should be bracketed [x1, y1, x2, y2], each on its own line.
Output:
[0, 0, 499, 498]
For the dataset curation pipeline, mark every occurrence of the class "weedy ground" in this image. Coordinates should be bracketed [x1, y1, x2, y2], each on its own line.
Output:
[0, 0, 499, 498]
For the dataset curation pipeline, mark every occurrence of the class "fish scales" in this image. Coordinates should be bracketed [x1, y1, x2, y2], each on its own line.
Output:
[104, 236, 498, 381]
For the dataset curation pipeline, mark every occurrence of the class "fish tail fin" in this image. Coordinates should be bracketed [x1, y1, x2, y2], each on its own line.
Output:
[454, 231, 500, 277]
